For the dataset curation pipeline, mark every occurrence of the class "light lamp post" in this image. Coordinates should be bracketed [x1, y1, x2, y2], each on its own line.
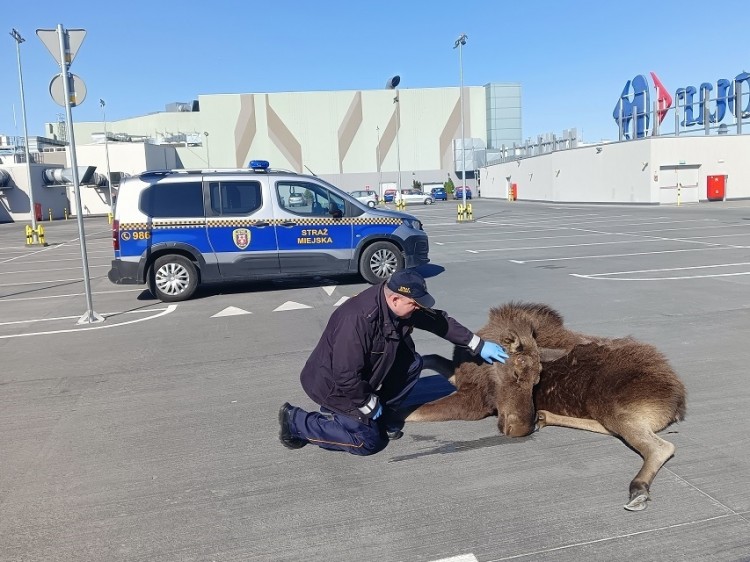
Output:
[385, 75, 402, 203]
[204, 131, 210, 168]
[10, 28, 38, 242]
[99, 99, 113, 209]
[454, 33, 468, 210]
[376, 126, 383, 200]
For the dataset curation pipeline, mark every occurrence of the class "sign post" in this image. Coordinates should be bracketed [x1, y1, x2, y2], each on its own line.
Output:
[37, 24, 103, 325]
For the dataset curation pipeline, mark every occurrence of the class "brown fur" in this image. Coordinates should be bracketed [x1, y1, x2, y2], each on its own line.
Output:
[406, 302, 687, 511]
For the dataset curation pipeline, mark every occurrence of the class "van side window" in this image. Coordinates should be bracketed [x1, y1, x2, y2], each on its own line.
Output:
[140, 181, 204, 218]
[277, 181, 346, 217]
[209, 181, 261, 215]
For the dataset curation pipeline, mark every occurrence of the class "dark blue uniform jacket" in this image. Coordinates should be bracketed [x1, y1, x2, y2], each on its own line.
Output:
[299, 281, 475, 420]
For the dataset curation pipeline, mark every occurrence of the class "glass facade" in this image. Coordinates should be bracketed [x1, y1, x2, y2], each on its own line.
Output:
[485, 83, 522, 150]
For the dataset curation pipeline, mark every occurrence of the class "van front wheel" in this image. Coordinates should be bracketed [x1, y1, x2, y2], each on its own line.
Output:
[149, 255, 198, 302]
[359, 241, 404, 284]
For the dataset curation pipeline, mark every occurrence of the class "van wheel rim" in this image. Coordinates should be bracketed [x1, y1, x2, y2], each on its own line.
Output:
[369, 249, 398, 278]
[155, 263, 190, 295]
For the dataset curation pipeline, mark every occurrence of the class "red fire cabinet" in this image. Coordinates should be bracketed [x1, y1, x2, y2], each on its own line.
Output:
[707, 175, 726, 201]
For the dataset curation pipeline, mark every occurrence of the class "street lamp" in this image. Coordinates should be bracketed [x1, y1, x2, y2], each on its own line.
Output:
[204, 131, 210, 168]
[385, 75, 402, 203]
[99, 99, 113, 209]
[10, 28, 39, 242]
[454, 33, 468, 210]
[376, 125, 383, 200]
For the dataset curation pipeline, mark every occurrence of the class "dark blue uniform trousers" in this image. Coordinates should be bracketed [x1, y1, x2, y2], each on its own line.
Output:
[289, 349, 423, 455]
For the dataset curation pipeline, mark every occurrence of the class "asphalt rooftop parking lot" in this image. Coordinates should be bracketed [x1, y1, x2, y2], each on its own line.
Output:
[2, 199, 750, 561]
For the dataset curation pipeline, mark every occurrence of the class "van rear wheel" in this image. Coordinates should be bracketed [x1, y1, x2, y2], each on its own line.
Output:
[149, 255, 198, 302]
[359, 241, 404, 284]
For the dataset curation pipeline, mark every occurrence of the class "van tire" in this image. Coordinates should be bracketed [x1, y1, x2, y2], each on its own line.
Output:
[149, 255, 199, 302]
[359, 241, 404, 284]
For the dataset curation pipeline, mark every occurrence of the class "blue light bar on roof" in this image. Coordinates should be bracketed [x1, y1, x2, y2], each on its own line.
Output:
[248, 160, 270, 171]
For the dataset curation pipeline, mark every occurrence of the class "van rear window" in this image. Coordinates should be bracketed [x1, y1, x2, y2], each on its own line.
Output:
[140, 182, 204, 218]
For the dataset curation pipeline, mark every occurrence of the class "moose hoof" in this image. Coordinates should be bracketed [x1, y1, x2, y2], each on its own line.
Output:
[624, 492, 650, 511]
[536, 411, 548, 430]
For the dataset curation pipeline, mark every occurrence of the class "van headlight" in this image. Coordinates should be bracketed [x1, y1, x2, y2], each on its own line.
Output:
[403, 218, 423, 231]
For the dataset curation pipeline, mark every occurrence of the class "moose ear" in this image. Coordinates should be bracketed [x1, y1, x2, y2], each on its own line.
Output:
[539, 347, 568, 363]
[502, 331, 522, 353]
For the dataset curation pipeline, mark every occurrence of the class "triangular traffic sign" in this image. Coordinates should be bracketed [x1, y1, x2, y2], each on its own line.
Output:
[36, 28, 86, 66]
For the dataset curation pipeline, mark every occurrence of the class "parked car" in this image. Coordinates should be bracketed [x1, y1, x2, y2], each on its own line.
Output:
[395, 189, 434, 205]
[108, 160, 429, 301]
[287, 192, 306, 207]
[349, 189, 378, 208]
[430, 187, 448, 201]
[383, 188, 397, 202]
[454, 186, 473, 200]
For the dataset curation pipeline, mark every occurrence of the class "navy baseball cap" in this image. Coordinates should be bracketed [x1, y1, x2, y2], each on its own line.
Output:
[386, 269, 436, 309]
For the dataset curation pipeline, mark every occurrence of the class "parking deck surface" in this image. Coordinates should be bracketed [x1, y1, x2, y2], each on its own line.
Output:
[2, 200, 750, 561]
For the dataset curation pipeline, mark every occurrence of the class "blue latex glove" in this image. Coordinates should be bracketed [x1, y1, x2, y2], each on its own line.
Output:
[480, 341, 509, 364]
[371, 404, 383, 420]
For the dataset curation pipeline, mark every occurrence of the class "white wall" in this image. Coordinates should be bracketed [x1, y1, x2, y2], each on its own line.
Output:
[0, 163, 69, 222]
[483, 135, 750, 204]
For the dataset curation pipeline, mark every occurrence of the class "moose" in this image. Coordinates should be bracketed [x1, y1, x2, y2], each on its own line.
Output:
[406, 302, 687, 511]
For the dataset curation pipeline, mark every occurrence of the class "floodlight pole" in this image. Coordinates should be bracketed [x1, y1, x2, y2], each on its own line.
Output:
[454, 33, 468, 211]
[376, 126, 383, 200]
[100, 99, 113, 209]
[10, 28, 39, 243]
[204, 131, 210, 167]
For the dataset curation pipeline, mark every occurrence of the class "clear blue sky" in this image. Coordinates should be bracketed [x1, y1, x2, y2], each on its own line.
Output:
[3, 0, 748, 144]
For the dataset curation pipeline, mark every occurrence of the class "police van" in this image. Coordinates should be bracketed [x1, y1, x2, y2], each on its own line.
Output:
[108, 161, 430, 302]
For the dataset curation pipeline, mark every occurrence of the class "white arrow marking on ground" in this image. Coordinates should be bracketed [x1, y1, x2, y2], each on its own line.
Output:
[212, 306, 252, 317]
[430, 555, 478, 562]
[334, 296, 349, 307]
[274, 301, 312, 311]
[322, 285, 336, 296]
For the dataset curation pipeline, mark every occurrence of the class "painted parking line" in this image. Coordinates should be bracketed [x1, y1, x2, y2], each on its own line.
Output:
[0, 277, 91, 288]
[0, 264, 109, 276]
[0, 307, 172, 326]
[509, 246, 737, 264]
[571, 262, 750, 281]
[0, 305, 177, 339]
[0, 288, 144, 303]
[430, 555, 478, 562]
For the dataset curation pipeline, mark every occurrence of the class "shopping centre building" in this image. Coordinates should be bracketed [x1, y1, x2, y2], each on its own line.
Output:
[2, 68, 749, 222]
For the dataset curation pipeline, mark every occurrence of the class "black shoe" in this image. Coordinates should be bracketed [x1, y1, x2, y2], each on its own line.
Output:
[278, 403, 307, 449]
[386, 429, 404, 440]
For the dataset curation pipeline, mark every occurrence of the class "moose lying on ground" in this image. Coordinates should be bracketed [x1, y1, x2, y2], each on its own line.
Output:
[406, 302, 687, 511]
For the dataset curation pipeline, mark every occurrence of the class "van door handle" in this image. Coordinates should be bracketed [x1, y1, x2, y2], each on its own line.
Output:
[279, 221, 297, 227]
[253, 221, 270, 227]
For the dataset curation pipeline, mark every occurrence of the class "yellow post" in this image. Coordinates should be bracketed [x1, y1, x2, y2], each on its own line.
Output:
[48, 208, 53, 221]
[457, 204, 463, 222]
[25, 225, 33, 245]
[107, 211, 113, 224]
[677, 183, 682, 207]
[467, 203, 473, 221]
[37, 225, 46, 245]
[64, 208, 69, 220]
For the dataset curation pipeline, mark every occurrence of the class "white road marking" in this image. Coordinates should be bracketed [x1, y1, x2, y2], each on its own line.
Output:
[430, 555, 478, 562]
[334, 296, 349, 306]
[0, 277, 89, 287]
[508, 246, 736, 264]
[322, 285, 336, 296]
[274, 301, 312, 311]
[0, 307, 170, 326]
[467, 238, 669, 253]
[211, 306, 252, 317]
[0, 264, 109, 275]
[0, 305, 177, 339]
[0, 288, 144, 303]
[0, 244, 58, 264]
[575, 261, 750, 277]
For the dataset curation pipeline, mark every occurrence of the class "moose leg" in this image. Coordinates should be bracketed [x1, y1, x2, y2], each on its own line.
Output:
[406, 390, 493, 422]
[613, 421, 676, 512]
[536, 410, 613, 436]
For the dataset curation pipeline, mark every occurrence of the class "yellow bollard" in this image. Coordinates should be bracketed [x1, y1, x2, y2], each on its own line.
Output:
[467, 203, 473, 221]
[64, 208, 69, 220]
[37, 225, 46, 245]
[107, 211, 113, 224]
[677, 183, 682, 207]
[25, 225, 33, 245]
[48, 208, 53, 221]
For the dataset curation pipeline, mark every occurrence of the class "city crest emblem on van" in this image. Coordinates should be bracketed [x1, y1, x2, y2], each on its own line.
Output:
[232, 228, 251, 250]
